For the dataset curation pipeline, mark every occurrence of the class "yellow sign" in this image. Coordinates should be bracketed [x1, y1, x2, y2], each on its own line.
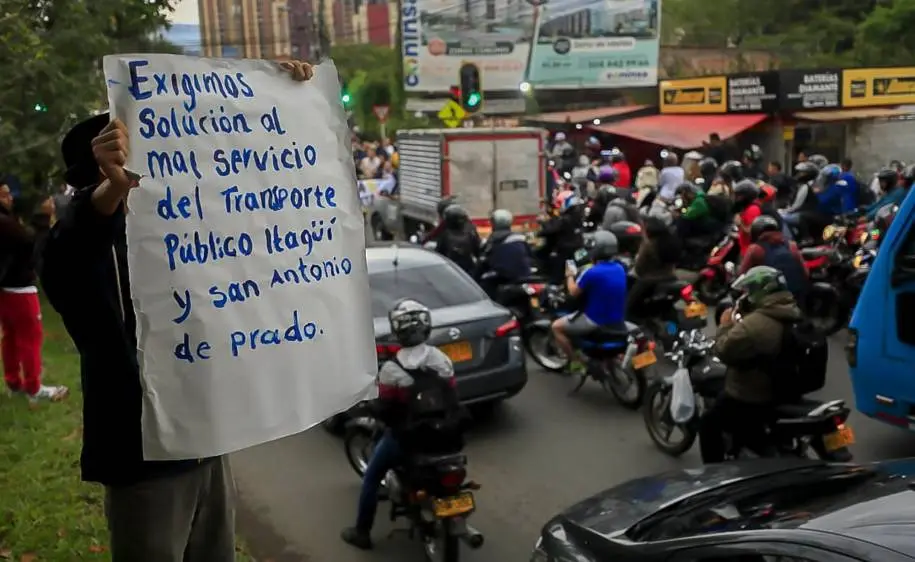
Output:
[659, 76, 727, 114]
[842, 67, 915, 107]
[782, 126, 795, 141]
[438, 100, 467, 128]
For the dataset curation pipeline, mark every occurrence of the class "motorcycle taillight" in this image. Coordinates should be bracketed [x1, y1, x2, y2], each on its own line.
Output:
[440, 469, 467, 488]
[680, 284, 695, 302]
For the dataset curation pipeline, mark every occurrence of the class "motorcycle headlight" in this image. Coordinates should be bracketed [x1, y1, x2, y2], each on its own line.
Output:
[822, 225, 835, 240]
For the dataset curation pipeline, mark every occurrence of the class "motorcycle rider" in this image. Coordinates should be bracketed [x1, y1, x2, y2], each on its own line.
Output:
[602, 195, 641, 229]
[739, 216, 808, 303]
[865, 166, 912, 221]
[435, 205, 481, 275]
[538, 193, 585, 282]
[421, 196, 458, 245]
[698, 157, 718, 188]
[699, 266, 803, 463]
[811, 163, 846, 240]
[658, 151, 685, 202]
[780, 161, 820, 241]
[674, 181, 717, 238]
[719, 160, 745, 192]
[341, 298, 462, 550]
[551, 230, 627, 374]
[477, 209, 532, 297]
[741, 145, 766, 180]
[610, 148, 632, 188]
[627, 216, 681, 316]
[549, 132, 576, 173]
[733, 180, 763, 257]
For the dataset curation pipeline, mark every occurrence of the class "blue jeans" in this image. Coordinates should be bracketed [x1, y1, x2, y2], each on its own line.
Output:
[357, 430, 403, 531]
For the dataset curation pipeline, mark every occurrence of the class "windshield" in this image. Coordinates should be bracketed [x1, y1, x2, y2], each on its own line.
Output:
[369, 264, 485, 318]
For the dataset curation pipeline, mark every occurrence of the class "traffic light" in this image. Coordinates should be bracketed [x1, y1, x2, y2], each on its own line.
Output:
[341, 82, 352, 107]
[33, 103, 47, 112]
[459, 63, 482, 113]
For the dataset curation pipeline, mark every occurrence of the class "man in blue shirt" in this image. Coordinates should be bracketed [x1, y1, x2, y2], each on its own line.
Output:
[816, 164, 845, 217]
[839, 158, 860, 212]
[551, 231, 627, 373]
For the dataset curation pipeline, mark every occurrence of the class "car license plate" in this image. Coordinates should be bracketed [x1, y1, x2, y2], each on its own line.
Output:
[440, 341, 473, 363]
[685, 302, 708, 318]
[631, 350, 657, 369]
[530, 296, 539, 308]
[823, 425, 856, 451]
[433, 492, 475, 518]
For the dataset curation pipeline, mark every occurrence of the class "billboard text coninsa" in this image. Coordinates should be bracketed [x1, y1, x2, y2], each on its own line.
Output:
[401, 0, 420, 88]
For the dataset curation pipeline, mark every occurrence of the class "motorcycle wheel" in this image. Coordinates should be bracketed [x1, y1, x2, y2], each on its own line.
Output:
[443, 534, 461, 562]
[343, 424, 377, 478]
[602, 359, 647, 410]
[525, 325, 569, 372]
[805, 288, 845, 336]
[695, 269, 729, 305]
[642, 382, 697, 457]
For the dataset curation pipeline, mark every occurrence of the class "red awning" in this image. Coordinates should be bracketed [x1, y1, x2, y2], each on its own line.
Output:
[527, 105, 648, 124]
[591, 113, 768, 149]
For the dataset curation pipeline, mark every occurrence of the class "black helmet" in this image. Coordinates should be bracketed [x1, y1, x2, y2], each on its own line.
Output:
[876, 167, 898, 189]
[594, 185, 618, 206]
[675, 181, 701, 197]
[586, 230, 619, 261]
[903, 164, 915, 188]
[734, 179, 761, 201]
[388, 298, 432, 347]
[750, 215, 780, 242]
[609, 147, 625, 163]
[699, 157, 718, 177]
[436, 196, 457, 218]
[808, 154, 829, 169]
[443, 204, 469, 227]
[608, 221, 642, 255]
[794, 161, 820, 183]
[731, 265, 788, 309]
[643, 215, 671, 238]
[719, 160, 744, 183]
[743, 144, 763, 162]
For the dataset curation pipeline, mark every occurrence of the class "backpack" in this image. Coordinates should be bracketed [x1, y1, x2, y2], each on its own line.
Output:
[394, 360, 465, 453]
[705, 194, 733, 224]
[770, 320, 828, 401]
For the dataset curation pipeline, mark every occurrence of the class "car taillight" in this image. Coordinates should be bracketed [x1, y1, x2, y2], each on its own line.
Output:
[440, 469, 466, 488]
[376, 343, 402, 360]
[495, 318, 520, 337]
[680, 284, 695, 302]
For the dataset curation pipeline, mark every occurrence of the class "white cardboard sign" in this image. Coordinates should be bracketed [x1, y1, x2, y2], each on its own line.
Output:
[103, 54, 378, 460]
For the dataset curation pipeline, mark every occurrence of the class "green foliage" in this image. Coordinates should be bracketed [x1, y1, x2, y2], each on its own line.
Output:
[662, 0, 896, 69]
[0, 0, 179, 196]
[330, 44, 428, 139]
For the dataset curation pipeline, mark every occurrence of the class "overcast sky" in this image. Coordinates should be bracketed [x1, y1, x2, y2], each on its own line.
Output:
[170, 0, 199, 24]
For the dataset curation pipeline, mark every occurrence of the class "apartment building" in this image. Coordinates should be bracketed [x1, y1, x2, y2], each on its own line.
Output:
[199, 0, 293, 59]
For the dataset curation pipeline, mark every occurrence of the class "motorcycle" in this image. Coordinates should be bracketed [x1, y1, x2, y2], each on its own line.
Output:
[628, 279, 709, 352]
[523, 283, 656, 409]
[800, 243, 864, 335]
[642, 330, 855, 461]
[343, 406, 484, 562]
[694, 225, 740, 304]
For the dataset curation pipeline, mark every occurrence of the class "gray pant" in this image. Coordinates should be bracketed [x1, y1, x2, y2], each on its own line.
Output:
[105, 456, 236, 562]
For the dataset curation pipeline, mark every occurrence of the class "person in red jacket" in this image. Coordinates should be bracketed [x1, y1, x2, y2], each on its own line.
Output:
[0, 182, 68, 403]
[610, 148, 632, 188]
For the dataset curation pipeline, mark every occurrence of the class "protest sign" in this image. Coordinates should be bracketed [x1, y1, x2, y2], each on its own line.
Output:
[103, 55, 378, 460]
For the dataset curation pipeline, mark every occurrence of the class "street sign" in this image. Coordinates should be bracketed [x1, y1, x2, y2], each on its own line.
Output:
[372, 105, 389, 123]
[437, 100, 467, 128]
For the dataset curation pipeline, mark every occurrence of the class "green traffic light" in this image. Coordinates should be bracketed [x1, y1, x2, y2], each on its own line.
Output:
[34, 103, 47, 112]
[466, 92, 481, 107]
[341, 93, 351, 105]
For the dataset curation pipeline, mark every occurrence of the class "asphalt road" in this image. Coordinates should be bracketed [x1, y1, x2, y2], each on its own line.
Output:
[232, 329, 915, 562]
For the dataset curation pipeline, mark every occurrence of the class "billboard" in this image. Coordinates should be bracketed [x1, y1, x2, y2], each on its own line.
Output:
[842, 67, 915, 107]
[400, 0, 659, 93]
[659, 76, 727, 114]
[527, 0, 659, 88]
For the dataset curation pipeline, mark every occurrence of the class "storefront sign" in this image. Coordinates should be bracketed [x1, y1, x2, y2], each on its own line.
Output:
[727, 72, 778, 112]
[659, 76, 727, 114]
[780, 69, 841, 110]
[842, 67, 915, 107]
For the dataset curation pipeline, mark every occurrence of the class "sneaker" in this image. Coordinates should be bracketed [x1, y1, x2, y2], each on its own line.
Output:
[28, 385, 69, 404]
[341, 527, 373, 550]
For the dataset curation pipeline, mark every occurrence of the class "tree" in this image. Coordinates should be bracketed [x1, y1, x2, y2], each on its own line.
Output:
[0, 0, 178, 201]
[854, 0, 915, 66]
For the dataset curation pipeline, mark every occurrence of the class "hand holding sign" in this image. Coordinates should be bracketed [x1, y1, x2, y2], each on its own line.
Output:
[103, 55, 376, 460]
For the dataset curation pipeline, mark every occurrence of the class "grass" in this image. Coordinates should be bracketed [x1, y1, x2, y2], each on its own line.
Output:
[0, 302, 255, 561]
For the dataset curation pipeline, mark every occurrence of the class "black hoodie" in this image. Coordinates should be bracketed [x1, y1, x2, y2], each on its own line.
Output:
[41, 185, 204, 486]
[0, 206, 36, 288]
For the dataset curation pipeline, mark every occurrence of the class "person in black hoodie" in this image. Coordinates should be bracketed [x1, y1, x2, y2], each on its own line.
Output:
[40, 60, 315, 562]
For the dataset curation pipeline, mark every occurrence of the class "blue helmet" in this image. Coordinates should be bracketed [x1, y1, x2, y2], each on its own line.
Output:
[819, 163, 842, 185]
